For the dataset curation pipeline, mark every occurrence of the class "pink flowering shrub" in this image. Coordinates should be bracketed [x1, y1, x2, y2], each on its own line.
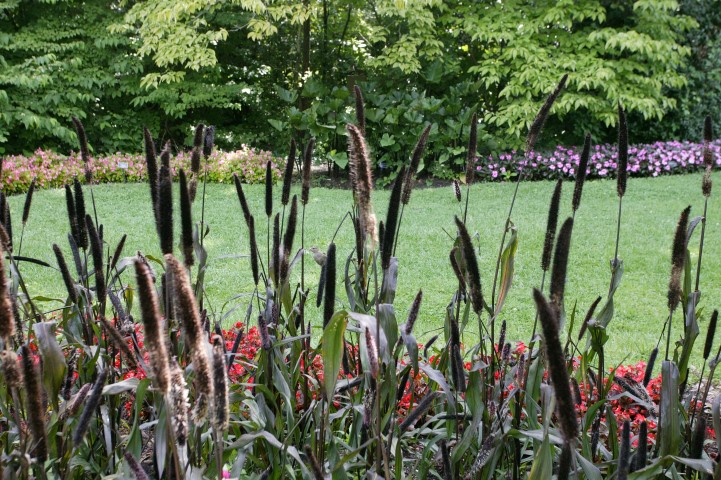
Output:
[475, 139, 721, 181]
[0, 147, 283, 194]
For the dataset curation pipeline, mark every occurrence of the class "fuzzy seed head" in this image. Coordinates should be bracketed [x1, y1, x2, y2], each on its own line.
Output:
[449, 247, 466, 292]
[526, 74, 568, 153]
[134, 260, 170, 394]
[73, 178, 88, 249]
[381, 166, 404, 270]
[558, 442, 572, 480]
[271, 213, 280, 285]
[301, 138, 315, 205]
[573, 133, 592, 212]
[515, 354, 526, 387]
[498, 319, 507, 354]
[211, 336, 229, 433]
[22, 179, 35, 225]
[704, 116, 714, 169]
[705, 310, 718, 360]
[405, 289, 423, 336]
[365, 327, 379, 379]
[281, 139, 296, 206]
[99, 316, 137, 367]
[550, 218, 573, 312]
[643, 348, 658, 387]
[465, 113, 478, 184]
[233, 173, 252, 227]
[203, 125, 215, 158]
[191, 123, 205, 174]
[323, 243, 336, 328]
[0, 223, 10, 254]
[73, 369, 107, 447]
[281, 196, 298, 283]
[178, 170, 194, 268]
[668, 206, 690, 312]
[110, 234, 127, 272]
[65, 184, 80, 245]
[533, 289, 578, 441]
[399, 390, 440, 432]
[61, 383, 91, 421]
[703, 167, 713, 197]
[21, 344, 47, 461]
[124, 452, 150, 480]
[86, 215, 106, 310]
[0, 246, 14, 342]
[542, 179, 563, 272]
[617, 103, 628, 198]
[248, 215, 259, 285]
[258, 314, 271, 350]
[453, 179, 462, 202]
[165, 254, 213, 399]
[465, 434, 495, 480]
[347, 124, 376, 247]
[0, 350, 22, 388]
[454, 217, 483, 314]
[157, 165, 173, 255]
[72, 117, 92, 182]
[158, 141, 170, 170]
[451, 343, 466, 392]
[402, 124, 432, 204]
[265, 161, 273, 218]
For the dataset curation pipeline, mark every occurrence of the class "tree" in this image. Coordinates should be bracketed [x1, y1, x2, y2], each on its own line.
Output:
[441, 0, 696, 143]
[0, 0, 148, 153]
[0, 0, 699, 168]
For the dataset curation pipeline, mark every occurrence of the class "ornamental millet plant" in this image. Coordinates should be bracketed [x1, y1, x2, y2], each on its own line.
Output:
[0, 88, 720, 480]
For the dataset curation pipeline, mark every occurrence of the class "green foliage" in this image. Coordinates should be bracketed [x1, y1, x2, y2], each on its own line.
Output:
[640, 0, 721, 142]
[0, 0, 147, 152]
[446, 0, 696, 140]
[0, 0, 704, 175]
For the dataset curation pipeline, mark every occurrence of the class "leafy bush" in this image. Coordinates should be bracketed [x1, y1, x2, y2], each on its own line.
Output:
[0, 147, 282, 194]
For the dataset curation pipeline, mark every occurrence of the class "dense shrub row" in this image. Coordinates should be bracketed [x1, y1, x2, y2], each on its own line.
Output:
[2, 138, 720, 194]
[0, 147, 282, 194]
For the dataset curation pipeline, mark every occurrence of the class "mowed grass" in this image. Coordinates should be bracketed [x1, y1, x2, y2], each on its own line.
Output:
[8, 172, 721, 366]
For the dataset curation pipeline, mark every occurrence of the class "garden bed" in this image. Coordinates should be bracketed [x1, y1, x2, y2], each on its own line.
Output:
[1, 138, 719, 194]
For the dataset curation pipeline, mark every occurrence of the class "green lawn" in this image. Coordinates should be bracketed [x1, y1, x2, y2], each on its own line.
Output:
[8, 172, 721, 366]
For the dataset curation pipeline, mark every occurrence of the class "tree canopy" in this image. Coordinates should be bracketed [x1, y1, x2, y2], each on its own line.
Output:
[0, 0, 705, 177]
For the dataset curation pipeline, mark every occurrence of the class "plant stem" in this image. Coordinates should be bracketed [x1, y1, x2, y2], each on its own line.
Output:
[17, 225, 24, 257]
[300, 205, 310, 410]
[695, 197, 709, 292]
[463, 183, 470, 224]
[200, 158, 208, 248]
[392, 203, 405, 257]
[523, 270, 547, 392]
[214, 430, 222, 480]
[665, 310, 674, 361]
[689, 359, 707, 428]
[372, 252, 382, 476]
[612, 196, 623, 278]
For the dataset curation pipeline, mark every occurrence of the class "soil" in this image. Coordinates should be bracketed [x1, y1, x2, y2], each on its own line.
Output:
[309, 167, 453, 190]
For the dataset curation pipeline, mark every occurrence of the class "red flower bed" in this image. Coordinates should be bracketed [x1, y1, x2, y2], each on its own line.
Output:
[34, 318, 702, 448]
